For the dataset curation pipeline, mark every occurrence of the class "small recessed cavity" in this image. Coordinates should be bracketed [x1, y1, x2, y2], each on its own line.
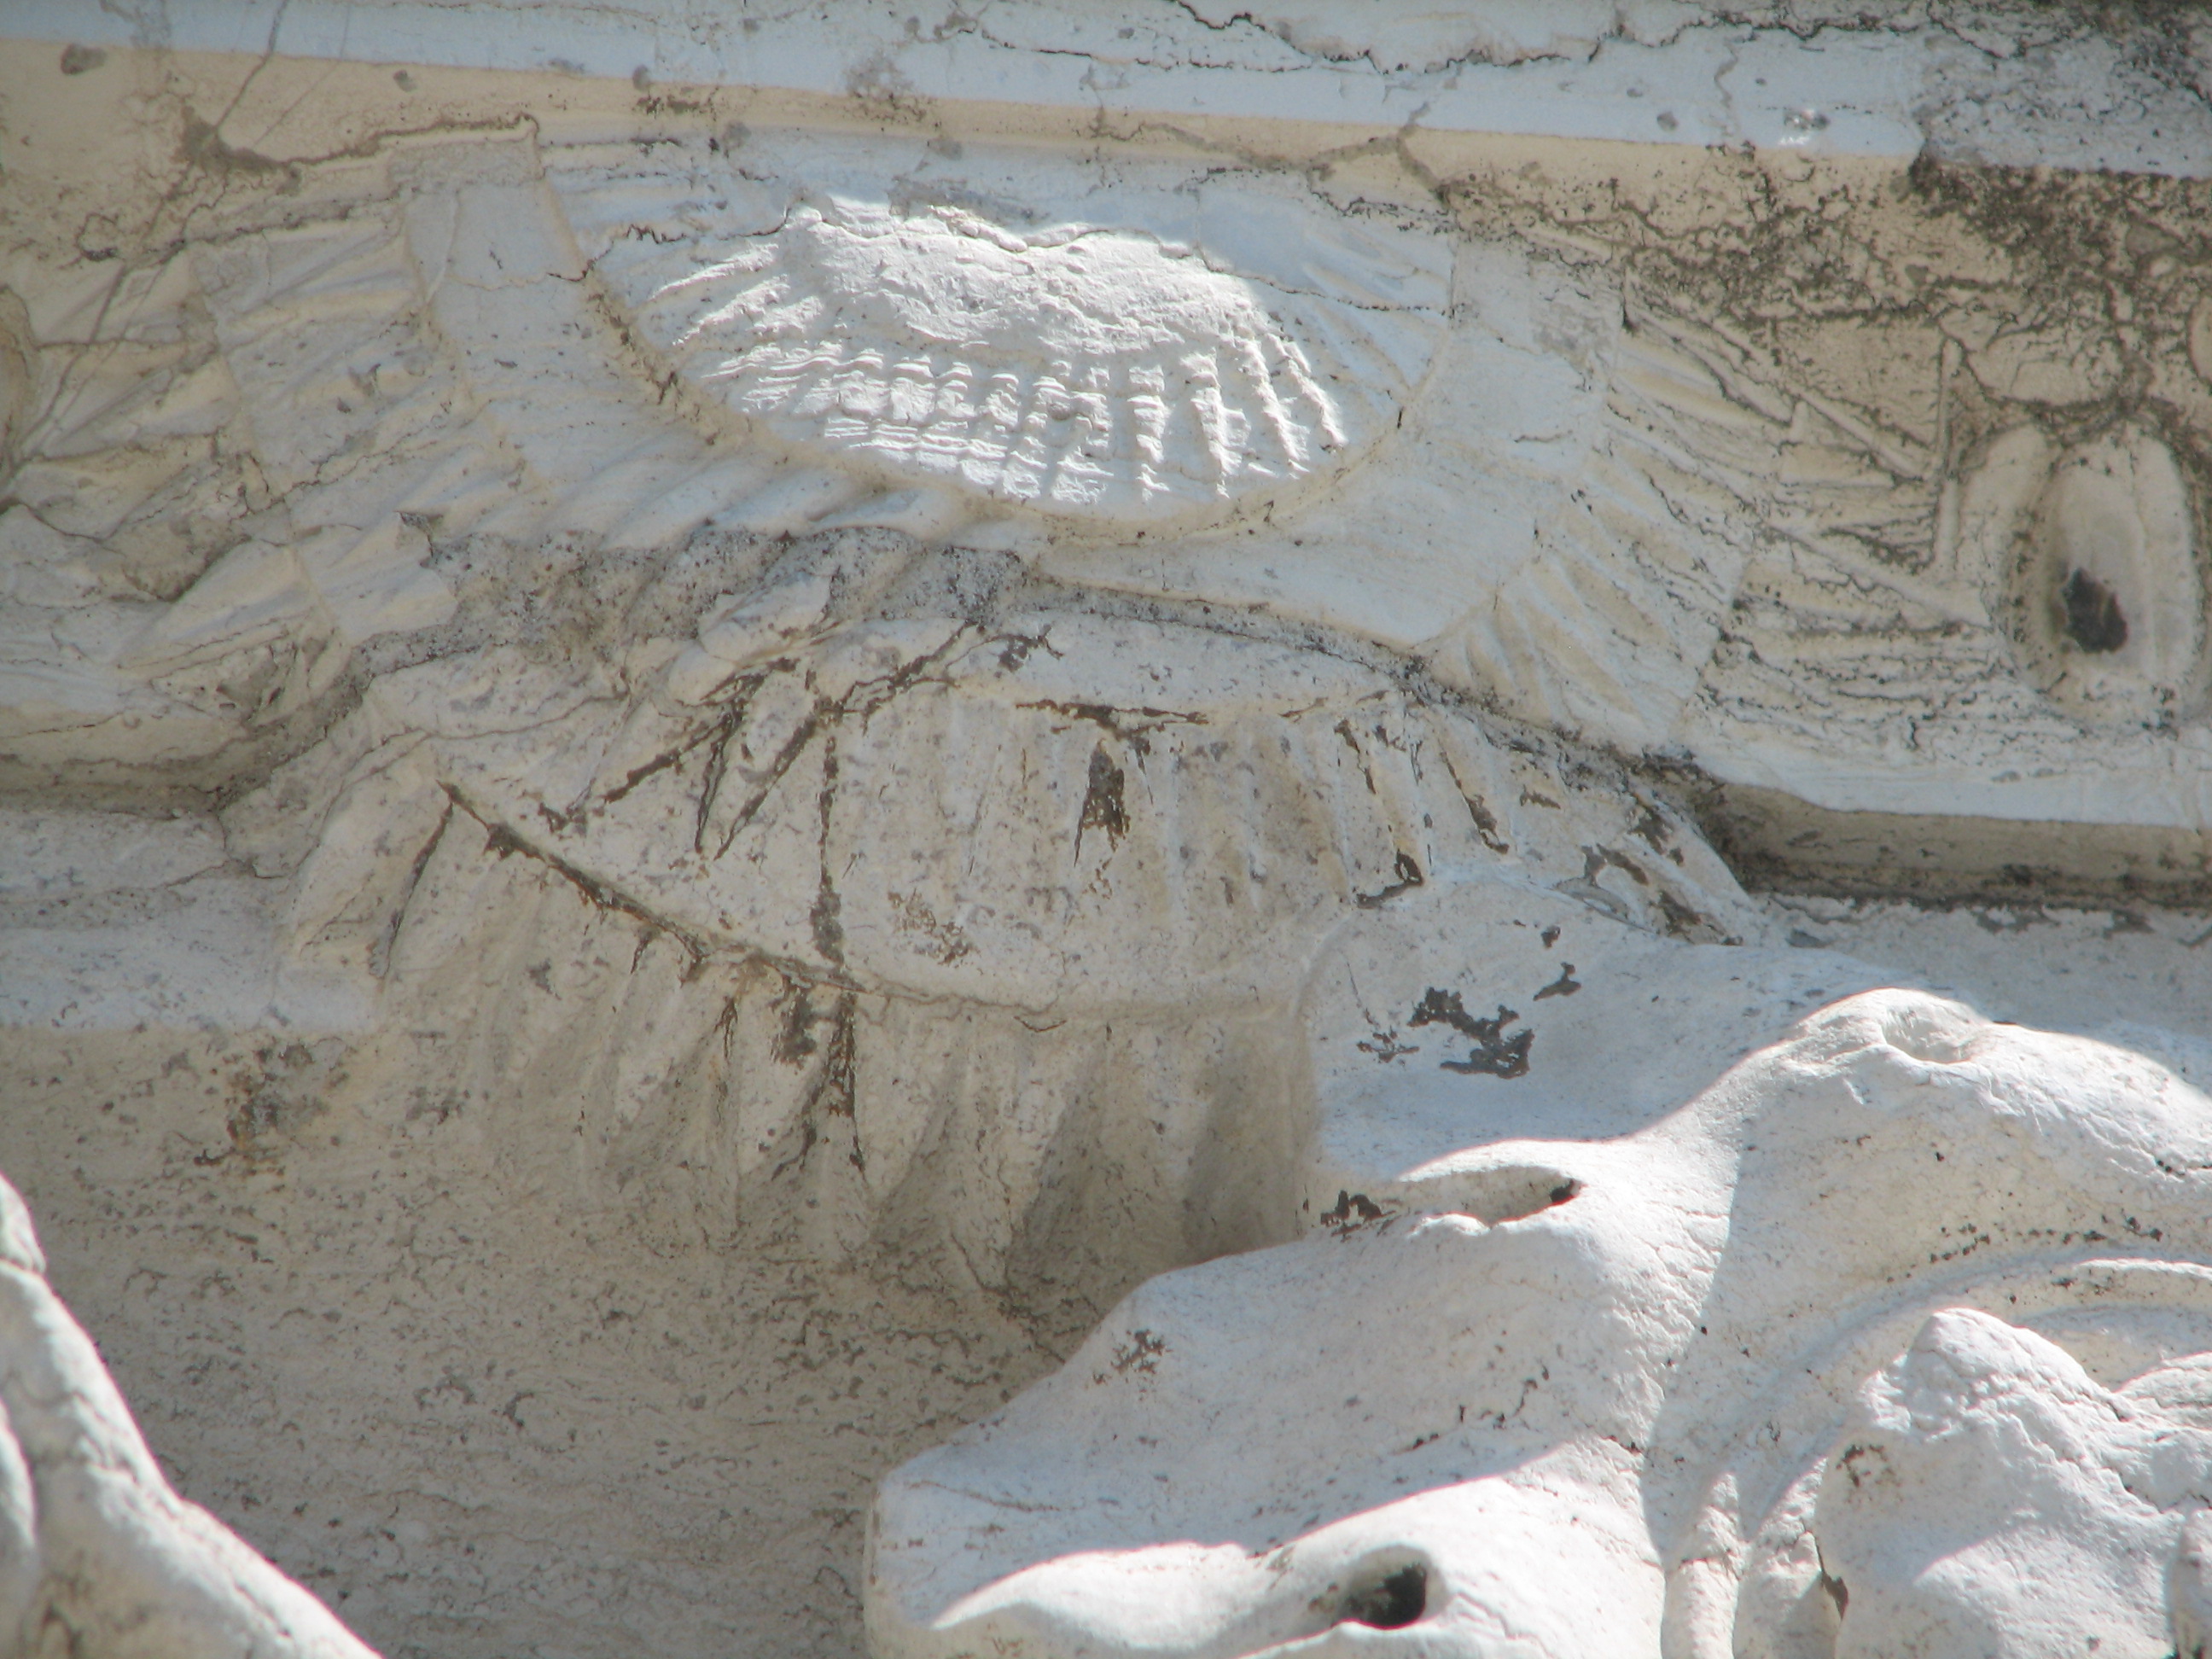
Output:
[1451, 1165, 1584, 1227]
[1336, 1562, 1428, 1630]
[1994, 424, 2204, 720]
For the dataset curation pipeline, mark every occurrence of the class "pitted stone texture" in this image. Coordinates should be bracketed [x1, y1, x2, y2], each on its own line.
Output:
[0, 1173, 375, 1659]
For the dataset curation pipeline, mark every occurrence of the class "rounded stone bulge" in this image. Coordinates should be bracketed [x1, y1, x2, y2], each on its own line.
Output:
[630, 198, 1422, 532]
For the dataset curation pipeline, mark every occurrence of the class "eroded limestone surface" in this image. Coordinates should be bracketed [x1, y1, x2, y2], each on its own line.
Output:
[0, 1170, 373, 1659]
[8, 5, 2212, 1657]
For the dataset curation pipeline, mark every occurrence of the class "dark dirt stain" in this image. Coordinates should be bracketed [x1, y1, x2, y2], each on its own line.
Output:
[771, 979, 835, 1066]
[1335, 719, 1381, 795]
[811, 736, 845, 964]
[1586, 845, 1650, 887]
[600, 740, 686, 807]
[601, 696, 754, 818]
[2061, 568, 2128, 653]
[1355, 851, 1425, 909]
[992, 627, 1060, 672]
[180, 114, 296, 180]
[814, 998, 858, 1124]
[1321, 1190, 1388, 1232]
[1094, 1328, 1167, 1383]
[706, 701, 824, 860]
[211, 1041, 346, 1165]
[1439, 751, 1510, 853]
[1076, 744, 1128, 857]
[771, 987, 859, 1177]
[1021, 699, 1203, 757]
[1358, 1029, 1417, 1062]
[1973, 904, 2052, 935]
[475, 806, 708, 966]
[1408, 989, 1533, 1080]
[1534, 963, 1580, 1000]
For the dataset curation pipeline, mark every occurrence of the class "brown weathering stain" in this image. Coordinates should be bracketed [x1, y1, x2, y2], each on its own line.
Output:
[1534, 963, 1580, 1000]
[1356, 851, 1426, 909]
[1076, 744, 1128, 855]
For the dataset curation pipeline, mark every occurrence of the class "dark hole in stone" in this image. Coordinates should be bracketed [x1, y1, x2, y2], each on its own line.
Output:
[1454, 1167, 1580, 1226]
[1339, 1563, 1427, 1629]
[2061, 568, 2128, 654]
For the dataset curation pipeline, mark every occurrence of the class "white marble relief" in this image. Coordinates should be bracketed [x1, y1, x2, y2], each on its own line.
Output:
[0, 1173, 374, 1659]
[638, 200, 1370, 521]
[872, 987, 2212, 1659]
[6, 9, 2212, 1659]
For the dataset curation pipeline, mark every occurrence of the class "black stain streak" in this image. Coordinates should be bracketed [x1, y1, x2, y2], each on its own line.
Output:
[1021, 698, 1204, 756]
[771, 984, 860, 1178]
[1355, 851, 1425, 909]
[1534, 963, 1580, 1000]
[1408, 989, 1533, 1080]
[473, 806, 708, 968]
[1439, 750, 1509, 852]
[993, 626, 1062, 672]
[1076, 744, 1128, 857]
[1586, 845, 1650, 886]
[810, 735, 845, 963]
[1358, 1029, 1417, 1062]
[1335, 719, 1381, 795]
[1464, 794, 1506, 849]
[1321, 1190, 1388, 1232]
[711, 705, 824, 859]
[1094, 1328, 1167, 1383]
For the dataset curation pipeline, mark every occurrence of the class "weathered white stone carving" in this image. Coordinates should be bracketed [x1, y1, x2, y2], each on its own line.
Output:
[1808, 1308, 2212, 1659]
[7, 6, 2212, 1658]
[0, 1173, 374, 1659]
[638, 200, 1379, 523]
[871, 989, 2212, 1659]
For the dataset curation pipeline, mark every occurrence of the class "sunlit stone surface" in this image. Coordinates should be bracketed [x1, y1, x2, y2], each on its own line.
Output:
[7, 4, 2212, 1655]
